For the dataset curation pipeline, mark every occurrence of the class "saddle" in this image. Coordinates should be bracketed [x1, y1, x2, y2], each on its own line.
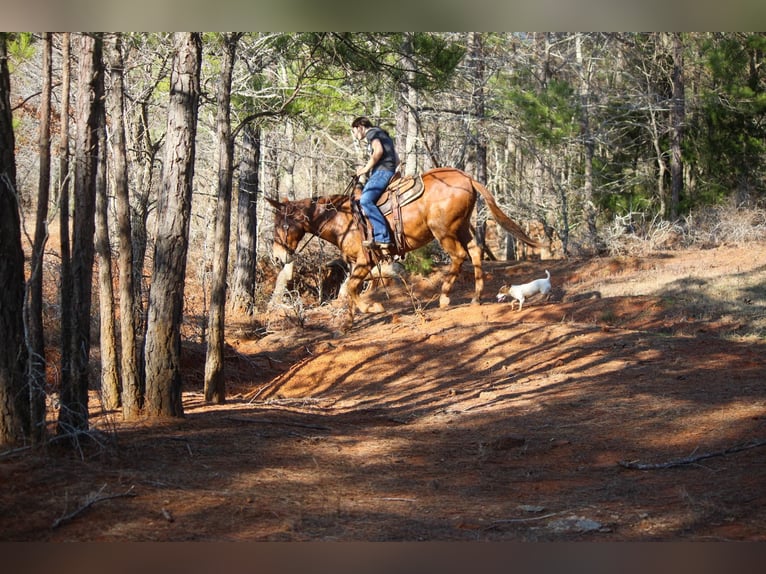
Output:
[352, 174, 425, 256]
[376, 174, 424, 216]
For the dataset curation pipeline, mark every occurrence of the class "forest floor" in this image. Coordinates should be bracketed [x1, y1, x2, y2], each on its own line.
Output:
[2, 241, 766, 541]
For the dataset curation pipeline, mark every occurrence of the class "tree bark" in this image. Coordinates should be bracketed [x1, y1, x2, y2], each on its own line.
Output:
[106, 33, 143, 419]
[204, 33, 240, 404]
[94, 89, 120, 411]
[532, 32, 551, 209]
[0, 33, 29, 446]
[576, 33, 598, 244]
[670, 32, 685, 220]
[282, 120, 296, 200]
[57, 33, 73, 432]
[469, 32, 488, 255]
[26, 32, 52, 443]
[230, 124, 260, 314]
[263, 130, 280, 199]
[128, 97, 160, 384]
[396, 33, 419, 176]
[57, 33, 104, 436]
[144, 32, 202, 418]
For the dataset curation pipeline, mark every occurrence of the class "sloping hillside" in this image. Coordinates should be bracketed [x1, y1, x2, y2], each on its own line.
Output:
[2, 242, 765, 541]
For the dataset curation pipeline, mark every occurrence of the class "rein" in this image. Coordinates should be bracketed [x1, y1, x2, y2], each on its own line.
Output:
[343, 175, 390, 287]
[344, 175, 360, 197]
[288, 178, 357, 258]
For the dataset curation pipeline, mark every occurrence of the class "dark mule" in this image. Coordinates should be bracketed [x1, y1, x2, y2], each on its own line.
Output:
[268, 167, 541, 329]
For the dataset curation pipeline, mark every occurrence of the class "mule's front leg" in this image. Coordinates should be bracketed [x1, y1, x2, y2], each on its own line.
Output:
[342, 263, 384, 329]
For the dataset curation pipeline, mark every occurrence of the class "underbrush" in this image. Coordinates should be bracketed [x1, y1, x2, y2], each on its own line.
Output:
[601, 201, 766, 257]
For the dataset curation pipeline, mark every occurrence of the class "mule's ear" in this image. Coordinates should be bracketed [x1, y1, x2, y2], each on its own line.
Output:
[264, 196, 283, 210]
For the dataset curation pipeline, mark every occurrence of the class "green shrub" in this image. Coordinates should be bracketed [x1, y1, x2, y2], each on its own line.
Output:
[402, 242, 439, 275]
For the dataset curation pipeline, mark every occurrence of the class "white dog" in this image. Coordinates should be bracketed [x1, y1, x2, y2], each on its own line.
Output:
[496, 269, 552, 311]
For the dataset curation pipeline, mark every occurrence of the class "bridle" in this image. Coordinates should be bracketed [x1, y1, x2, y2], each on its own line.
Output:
[277, 177, 358, 260]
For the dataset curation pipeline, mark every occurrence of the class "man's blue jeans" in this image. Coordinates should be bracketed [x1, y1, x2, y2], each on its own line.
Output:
[360, 169, 395, 243]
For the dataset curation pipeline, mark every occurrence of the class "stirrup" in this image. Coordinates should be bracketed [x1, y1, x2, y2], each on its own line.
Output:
[363, 239, 392, 252]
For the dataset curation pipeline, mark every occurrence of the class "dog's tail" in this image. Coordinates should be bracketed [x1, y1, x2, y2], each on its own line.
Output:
[545, 269, 550, 279]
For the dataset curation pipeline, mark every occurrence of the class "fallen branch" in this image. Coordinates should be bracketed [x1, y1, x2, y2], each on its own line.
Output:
[51, 484, 136, 529]
[161, 507, 175, 523]
[244, 384, 272, 402]
[619, 438, 766, 470]
[482, 509, 579, 532]
[0, 445, 32, 459]
[485, 509, 574, 529]
[1, 428, 115, 460]
[226, 416, 331, 431]
[244, 354, 316, 402]
[490, 511, 565, 524]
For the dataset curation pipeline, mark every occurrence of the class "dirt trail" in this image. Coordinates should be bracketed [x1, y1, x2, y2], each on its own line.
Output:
[2, 243, 765, 540]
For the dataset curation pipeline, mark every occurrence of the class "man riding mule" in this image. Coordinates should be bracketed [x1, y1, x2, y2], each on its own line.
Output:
[350, 116, 399, 254]
[267, 167, 542, 331]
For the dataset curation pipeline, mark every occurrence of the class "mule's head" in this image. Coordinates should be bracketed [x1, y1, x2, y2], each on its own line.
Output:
[266, 197, 307, 266]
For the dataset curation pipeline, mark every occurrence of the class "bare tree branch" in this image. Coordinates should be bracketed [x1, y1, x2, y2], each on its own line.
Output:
[51, 484, 136, 529]
[619, 438, 766, 470]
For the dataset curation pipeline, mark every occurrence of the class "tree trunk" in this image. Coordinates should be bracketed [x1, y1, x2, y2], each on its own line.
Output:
[503, 128, 519, 261]
[469, 32, 488, 255]
[129, 98, 160, 388]
[282, 120, 296, 200]
[230, 125, 260, 314]
[263, 129, 280, 199]
[94, 93, 120, 411]
[204, 33, 239, 404]
[106, 33, 142, 420]
[0, 33, 29, 447]
[396, 33, 419, 176]
[670, 32, 685, 220]
[649, 106, 667, 216]
[58, 33, 104, 436]
[26, 32, 52, 443]
[576, 33, 598, 244]
[144, 33, 202, 418]
[532, 33, 551, 209]
[57, 32, 73, 433]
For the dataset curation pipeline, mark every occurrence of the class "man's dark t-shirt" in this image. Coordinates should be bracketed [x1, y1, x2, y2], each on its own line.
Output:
[364, 127, 399, 173]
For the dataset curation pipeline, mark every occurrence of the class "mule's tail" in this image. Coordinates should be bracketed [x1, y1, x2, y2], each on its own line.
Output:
[470, 178, 541, 248]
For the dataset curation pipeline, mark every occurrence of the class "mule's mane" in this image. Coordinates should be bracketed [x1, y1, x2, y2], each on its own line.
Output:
[305, 195, 351, 219]
[282, 195, 351, 236]
[318, 194, 351, 210]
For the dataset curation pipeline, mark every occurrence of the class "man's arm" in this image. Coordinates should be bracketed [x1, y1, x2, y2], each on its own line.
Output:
[356, 138, 384, 176]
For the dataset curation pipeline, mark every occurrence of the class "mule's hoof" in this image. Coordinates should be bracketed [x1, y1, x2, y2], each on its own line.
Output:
[439, 295, 451, 308]
[367, 302, 385, 314]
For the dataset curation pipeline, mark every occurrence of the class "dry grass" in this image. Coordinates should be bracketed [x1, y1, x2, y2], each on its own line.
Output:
[594, 204, 766, 339]
[570, 250, 766, 341]
[684, 202, 766, 246]
[602, 201, 766, 257]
